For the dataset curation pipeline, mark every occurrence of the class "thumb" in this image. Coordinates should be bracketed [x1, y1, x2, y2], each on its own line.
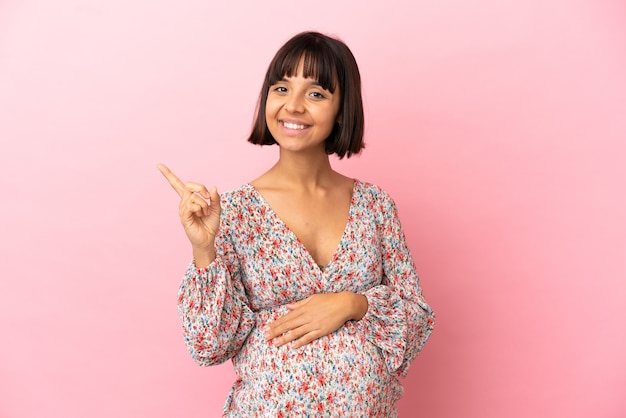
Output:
[209, 187, 221, 208]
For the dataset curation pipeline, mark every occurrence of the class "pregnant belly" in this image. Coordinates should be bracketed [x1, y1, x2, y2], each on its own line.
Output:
[226, 308, 400, 415]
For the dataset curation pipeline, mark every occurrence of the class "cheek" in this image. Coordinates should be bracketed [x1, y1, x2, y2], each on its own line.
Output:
[264, 102, 281, 137]
[264, 100, 279, 122]
[321, 106, 341, 128]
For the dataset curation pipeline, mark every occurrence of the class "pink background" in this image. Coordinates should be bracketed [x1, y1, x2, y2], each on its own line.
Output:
[1, 0, 625, 417]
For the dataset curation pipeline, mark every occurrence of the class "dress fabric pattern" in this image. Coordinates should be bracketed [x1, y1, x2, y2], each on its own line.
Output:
[178, 180, 435, 417]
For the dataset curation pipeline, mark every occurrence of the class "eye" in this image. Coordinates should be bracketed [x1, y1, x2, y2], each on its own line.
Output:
[310, 91, 326, 99]
[271, 85, 288, 94]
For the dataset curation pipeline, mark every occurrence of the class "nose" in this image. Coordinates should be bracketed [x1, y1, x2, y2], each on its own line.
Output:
[285, 92, 305, 113]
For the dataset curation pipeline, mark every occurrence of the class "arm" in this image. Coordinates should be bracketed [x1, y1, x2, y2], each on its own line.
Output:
[157, 164, 256, 366]
[351, 191, 435, 378]
[177, 217, 257, 366]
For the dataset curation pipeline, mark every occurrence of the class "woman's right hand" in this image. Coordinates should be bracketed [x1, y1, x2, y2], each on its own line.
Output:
[157, 164, 221, 266]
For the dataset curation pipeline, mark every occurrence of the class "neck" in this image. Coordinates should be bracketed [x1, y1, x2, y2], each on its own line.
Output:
[272, 148, 336, 190]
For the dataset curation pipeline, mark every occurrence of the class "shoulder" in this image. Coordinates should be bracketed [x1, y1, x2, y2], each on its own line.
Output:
[219, 184, 263, 218]
[354, 179, 396, 207]
[352, 180, 400, 225]
[220, 183, 254, 204]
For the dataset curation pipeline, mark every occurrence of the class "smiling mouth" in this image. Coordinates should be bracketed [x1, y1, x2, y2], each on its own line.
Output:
[281, 121, 308, 130]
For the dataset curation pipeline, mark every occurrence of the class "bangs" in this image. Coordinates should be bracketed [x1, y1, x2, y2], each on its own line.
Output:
[267, 46, 340, 93]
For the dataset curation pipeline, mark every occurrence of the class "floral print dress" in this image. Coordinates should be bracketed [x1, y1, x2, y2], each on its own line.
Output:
[177, 180, 435, 417]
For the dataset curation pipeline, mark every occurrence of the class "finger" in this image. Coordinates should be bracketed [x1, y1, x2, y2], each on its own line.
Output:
[157, 164, 185, 197]
[286, 296, 311, 310]
[184, 182, 211, 199]
[288, 330, 321, 349]
[272, 324, 312, 348]
[188, 195, 210, 217]
[180, 187, 211, 218]
[264, 313, 301, 340]
[264, 321, 287, 341]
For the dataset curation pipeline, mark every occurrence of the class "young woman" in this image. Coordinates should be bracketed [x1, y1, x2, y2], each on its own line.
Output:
[159, 31, 435, 417]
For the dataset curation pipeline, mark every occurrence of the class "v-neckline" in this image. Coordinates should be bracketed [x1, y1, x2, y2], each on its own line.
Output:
[245, 180, 359, 274]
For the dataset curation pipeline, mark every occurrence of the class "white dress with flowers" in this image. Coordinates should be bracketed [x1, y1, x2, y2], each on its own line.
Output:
[177, 180, 435, 417]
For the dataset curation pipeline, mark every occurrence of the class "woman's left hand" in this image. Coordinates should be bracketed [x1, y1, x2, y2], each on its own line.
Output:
[264, 292, 368, 349]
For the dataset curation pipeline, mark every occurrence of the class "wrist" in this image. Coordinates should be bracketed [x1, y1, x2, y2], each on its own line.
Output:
[192, 245, 216, 269]
[343, 292, 368, 321]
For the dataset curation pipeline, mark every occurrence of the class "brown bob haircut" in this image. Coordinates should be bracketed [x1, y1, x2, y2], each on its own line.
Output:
[247, 31, 365, 159]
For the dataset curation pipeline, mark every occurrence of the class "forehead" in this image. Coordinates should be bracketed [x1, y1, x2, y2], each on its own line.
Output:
[269, 50, 339, 93]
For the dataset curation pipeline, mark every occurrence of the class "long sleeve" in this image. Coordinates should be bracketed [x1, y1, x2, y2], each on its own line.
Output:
[177, 217, 257, 367]
[351, 192, 435, 378]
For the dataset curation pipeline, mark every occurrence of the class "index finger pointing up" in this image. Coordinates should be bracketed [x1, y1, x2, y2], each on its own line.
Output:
[157, 163, 185, 197]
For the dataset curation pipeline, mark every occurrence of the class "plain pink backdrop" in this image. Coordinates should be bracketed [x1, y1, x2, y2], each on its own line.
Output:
[1, 0, 625, 417]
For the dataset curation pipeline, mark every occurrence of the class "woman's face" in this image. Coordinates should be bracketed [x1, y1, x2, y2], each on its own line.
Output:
[265, 59, 341, 155]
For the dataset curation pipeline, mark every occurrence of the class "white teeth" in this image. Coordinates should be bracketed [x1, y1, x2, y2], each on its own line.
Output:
[283, 122, 306, 130]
